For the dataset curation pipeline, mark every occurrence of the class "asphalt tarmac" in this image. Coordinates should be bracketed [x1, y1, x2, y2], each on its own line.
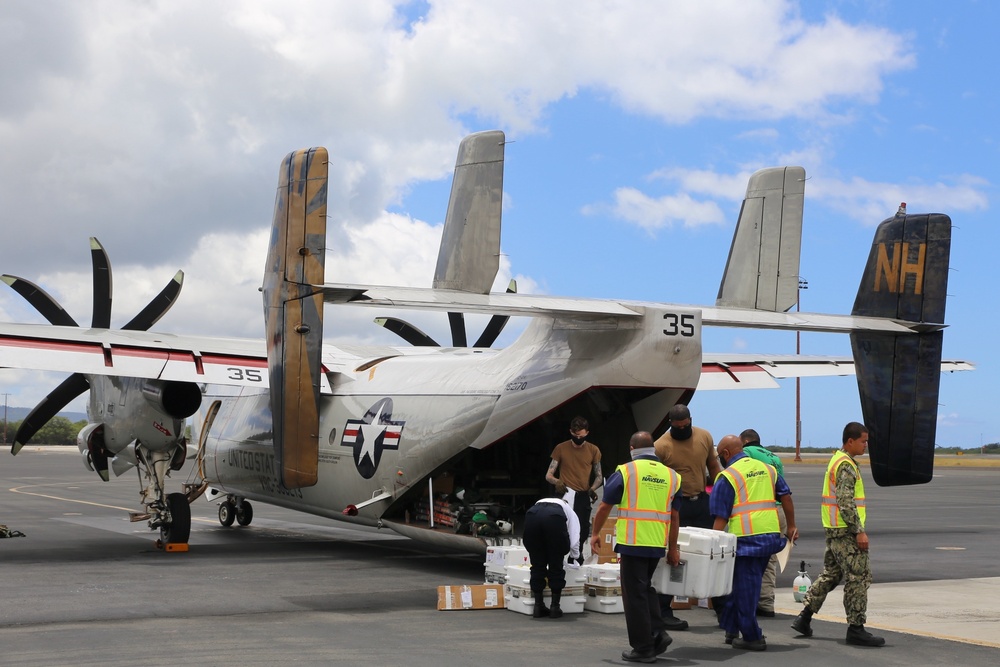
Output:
[1, 447, 997, 666]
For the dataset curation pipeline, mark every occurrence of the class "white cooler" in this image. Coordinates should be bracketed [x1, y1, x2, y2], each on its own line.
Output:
[504, 565, 585, 595]
[484, 545, 529, 584]
[580, 562, 624, 613]
[651, 526, 736, 599]
[584, 590, 625, 614]
[504, 565, 586, 615]
[582, 562, 621, 588]
[505, 588, 587, 615]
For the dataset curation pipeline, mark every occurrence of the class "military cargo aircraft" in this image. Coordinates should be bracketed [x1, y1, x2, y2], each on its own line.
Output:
[0, 131, 972, 550]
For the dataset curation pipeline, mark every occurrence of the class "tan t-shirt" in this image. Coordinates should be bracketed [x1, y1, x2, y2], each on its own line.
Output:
[653, 426, 716, 496]
[550, 440, 602, 492]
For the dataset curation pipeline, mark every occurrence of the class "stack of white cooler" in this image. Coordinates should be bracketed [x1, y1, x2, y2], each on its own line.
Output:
[651, 526, 737, 599]
[503, 564, 587, 615]
[483, 544, 529, 584]
[581, 562, 624, 613]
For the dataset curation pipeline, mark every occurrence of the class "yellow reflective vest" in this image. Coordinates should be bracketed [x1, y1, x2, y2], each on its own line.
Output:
[615, 459, 681, 548]
[718, 456, 780, 536]
[821, 449, 867, 530]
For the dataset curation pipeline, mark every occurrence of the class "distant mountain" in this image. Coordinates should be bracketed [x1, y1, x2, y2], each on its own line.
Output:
[2, 406, 88, 423]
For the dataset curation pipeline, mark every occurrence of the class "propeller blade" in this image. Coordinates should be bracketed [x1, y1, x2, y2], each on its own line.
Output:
[122, 271, 184, 331]
[473, 279, 517, 348]
[89, 238, 112, 329]
[12, 373, 90, 454]
[1, 275, 78, 326]
[447, 312, 467, 347]
[473, 314, 510, 348]
[375, 317, 441, 347]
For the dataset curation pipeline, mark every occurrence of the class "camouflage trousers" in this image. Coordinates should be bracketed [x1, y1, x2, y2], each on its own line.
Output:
[804, 530, 872, 625]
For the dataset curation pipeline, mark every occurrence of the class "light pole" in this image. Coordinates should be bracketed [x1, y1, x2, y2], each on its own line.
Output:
[795, 279, 808, 462]
[2, 393, 9, 446]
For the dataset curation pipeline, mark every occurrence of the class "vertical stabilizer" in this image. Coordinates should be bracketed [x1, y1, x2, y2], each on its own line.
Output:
[262, 147, 328, 489]
[716, 166, 805, 312]
[433, 130, 505, 294]
[851, 212, 951, 486]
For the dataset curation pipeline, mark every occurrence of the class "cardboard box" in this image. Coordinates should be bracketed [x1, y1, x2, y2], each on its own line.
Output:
[671, 595, 693, 610]
[437, 584, 505, 611]
[593, 519, 618, 563]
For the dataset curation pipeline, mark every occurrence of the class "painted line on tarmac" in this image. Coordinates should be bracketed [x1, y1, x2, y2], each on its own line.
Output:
[9, 481, 135, 513]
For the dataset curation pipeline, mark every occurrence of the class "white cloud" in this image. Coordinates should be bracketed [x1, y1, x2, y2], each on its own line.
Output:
[808, 173, 990, 224]
[597, 188, 726, 232]
[0, 1, 922, 278]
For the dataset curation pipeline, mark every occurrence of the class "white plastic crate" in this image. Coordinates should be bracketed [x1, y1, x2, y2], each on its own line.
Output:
[485, 545, 529, 583]
[582, 562, 621, 587]
[584, 589, 625, 614]
[651, 526, 736, 599]
[505, 589, 586, 615]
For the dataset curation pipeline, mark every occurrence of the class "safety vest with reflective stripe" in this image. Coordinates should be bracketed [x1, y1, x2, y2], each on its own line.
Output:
[821, 449, 867, 530]
[615, 459, 681, 548]
[718, 456, 780, 536]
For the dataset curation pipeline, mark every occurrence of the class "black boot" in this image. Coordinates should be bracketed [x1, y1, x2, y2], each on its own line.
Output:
[549, 591, 563, 619]
[846, 624, 885, 647]
[531, 591, 549, 618]
[791, 607, 814, 637]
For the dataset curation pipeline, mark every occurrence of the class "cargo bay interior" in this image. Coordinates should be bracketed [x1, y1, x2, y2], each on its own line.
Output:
[389, 388, 671, 541]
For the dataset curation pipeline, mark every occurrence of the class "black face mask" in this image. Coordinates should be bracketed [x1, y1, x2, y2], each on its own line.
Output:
[670, 425, 693, 440]
[718, 454, 729, 468]
[570, 436, 586, 446]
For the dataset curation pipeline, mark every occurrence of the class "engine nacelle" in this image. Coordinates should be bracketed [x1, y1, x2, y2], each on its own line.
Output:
[141, 380, 202, 420]
[87, 376, 203, 455]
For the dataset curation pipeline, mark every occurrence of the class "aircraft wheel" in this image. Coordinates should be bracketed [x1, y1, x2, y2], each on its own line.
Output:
[218, 500, 236, 527]
[160, 492, 192, 544]
[236, 501, 254, 526]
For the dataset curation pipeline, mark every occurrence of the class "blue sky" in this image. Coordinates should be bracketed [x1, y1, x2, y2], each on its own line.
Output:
[0, 1, 994, 450]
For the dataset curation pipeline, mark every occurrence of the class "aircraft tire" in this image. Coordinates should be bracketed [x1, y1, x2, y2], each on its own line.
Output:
[218, 501, 236, 527]
[236, 501, 254, 526]
[160, 492, 192, 544]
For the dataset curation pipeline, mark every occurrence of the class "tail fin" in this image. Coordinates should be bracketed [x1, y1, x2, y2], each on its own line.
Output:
[850, 210, 952, 486]
[432, 130, 505, 294]
[262, 147, 328, 489]
[716, 166, 805, 312]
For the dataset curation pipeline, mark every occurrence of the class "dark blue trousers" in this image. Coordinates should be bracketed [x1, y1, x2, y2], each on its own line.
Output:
[522, 503, 570, 597]
[719, 554, 770, 640]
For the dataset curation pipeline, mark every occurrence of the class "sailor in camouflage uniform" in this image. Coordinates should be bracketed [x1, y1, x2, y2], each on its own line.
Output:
[791, 422, 885, 647]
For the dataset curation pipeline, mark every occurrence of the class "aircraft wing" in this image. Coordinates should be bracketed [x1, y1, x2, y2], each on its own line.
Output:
[320, 283, 643, 319]
[321, 283, 940, 334]
[699, 353, 974, 390]
[0, 322, 334, 391]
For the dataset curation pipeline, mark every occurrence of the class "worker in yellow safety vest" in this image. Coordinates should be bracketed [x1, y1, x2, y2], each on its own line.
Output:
[590, 431, 682, 664]
[791, 422, 885, 647]
[712, 434, 797, 651]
